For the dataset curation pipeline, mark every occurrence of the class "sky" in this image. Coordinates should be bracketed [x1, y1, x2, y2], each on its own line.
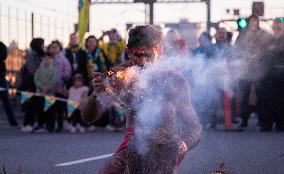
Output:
[0, 0, 78, 47]
[0, 0, 283, 46]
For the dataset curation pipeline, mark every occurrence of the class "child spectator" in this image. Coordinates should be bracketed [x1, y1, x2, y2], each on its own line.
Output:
[33, 54, 56, 133]
[68, 74, 89, 133]
[105, 102, 125, 132]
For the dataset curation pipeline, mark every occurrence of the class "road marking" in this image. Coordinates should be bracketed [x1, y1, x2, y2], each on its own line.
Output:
[54, 153, 114, 167]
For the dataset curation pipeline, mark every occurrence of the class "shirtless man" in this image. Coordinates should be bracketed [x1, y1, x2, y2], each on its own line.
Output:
[81, 25, 202, 174]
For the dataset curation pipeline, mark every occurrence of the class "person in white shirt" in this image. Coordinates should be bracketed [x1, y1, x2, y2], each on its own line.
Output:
[68, 74, 89, 133]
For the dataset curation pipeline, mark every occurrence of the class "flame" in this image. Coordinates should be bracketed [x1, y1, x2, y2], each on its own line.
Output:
[107, 70, 115, 76]
[115, 70, 127, 80]
[108, 67, 138, 84]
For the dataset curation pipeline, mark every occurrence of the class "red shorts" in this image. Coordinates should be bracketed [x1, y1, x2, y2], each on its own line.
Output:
[177, 151, 187, 167]
[116, 127, 134, 153]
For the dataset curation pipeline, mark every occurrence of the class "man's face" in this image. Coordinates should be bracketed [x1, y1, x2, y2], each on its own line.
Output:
[248, 18, 259, 31]
[43, 56, 52, 67]
[70, 34, 79, 46]
[109, 33, 118, 42]
[128, 48, 161, 67]
[86, 38, 97, 51]
[215, 28, 227, 43]
[49, 44, 60, 56]
[74, 79, 83, 88]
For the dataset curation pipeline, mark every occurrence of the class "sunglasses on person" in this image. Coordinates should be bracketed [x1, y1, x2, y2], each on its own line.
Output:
[132, 51, 156, 58]
[128, 48, 159, 59]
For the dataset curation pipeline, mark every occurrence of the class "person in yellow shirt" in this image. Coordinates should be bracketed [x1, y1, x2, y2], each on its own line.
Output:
[99, 29, 126, 67]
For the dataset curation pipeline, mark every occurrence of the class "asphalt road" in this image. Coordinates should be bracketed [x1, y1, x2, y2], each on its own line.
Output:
[1, 122, 284, 174]
[1, 104, 284, 174]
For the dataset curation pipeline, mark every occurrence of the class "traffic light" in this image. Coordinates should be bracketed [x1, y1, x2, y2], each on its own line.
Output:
[237, 18, 248, 30]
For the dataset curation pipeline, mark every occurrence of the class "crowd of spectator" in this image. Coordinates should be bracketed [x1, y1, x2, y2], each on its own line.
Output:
[0, 16, 283, 133]
[190, 16, 284, 132]
[1, 28, 127, 133]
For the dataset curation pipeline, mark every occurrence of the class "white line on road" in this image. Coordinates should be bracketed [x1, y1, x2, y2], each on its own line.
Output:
[54, 153, 114, 167]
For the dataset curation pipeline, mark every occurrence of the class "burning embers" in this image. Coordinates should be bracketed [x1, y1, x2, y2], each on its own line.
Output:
[105, 67, 138, 92]
[106, 68, 138, 86]
[115, 70, 128, 81]
[95, 67, 140, 108]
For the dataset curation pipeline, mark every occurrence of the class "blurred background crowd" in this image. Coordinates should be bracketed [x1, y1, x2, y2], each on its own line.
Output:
[0, 15, 284, 134]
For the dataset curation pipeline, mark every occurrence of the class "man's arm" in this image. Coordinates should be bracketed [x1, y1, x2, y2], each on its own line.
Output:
[172, 72, 202, 150]
[178, 99, 202, 150]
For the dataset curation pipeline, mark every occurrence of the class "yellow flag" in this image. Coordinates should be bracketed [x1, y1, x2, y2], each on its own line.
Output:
[78, 0, 90, 45]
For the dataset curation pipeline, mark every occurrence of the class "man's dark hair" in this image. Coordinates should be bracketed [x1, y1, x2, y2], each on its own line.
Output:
[110, 28, 118, 34]
[248, 15, 259, 21]
[70, 32, 77, 37]
[30, 38, 44, 56]
[85, 35, 97, 48]
[247, 15, 260, 29]
[199, 32, 211, 43]
[127, 25, 163, 49]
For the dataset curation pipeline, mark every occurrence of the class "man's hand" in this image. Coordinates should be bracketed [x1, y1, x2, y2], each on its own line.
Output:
[178, 140, 188, 154]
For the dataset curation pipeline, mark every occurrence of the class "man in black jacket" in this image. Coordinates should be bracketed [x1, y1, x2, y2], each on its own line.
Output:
[258, 18, 284, 132]
[65, 33, 88, 87]
[0, 41, 18, 126]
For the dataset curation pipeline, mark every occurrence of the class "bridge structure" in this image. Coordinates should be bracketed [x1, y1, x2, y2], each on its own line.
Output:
[91, 0, 211, 32]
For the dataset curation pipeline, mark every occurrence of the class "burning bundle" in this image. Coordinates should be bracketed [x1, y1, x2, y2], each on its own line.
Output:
[106, 70, 129, 91]
[106, 67, 138, 90]
[96, 67, 139, 108]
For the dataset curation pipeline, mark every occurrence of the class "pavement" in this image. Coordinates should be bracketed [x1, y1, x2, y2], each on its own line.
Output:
[0, 106, 284, 174]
